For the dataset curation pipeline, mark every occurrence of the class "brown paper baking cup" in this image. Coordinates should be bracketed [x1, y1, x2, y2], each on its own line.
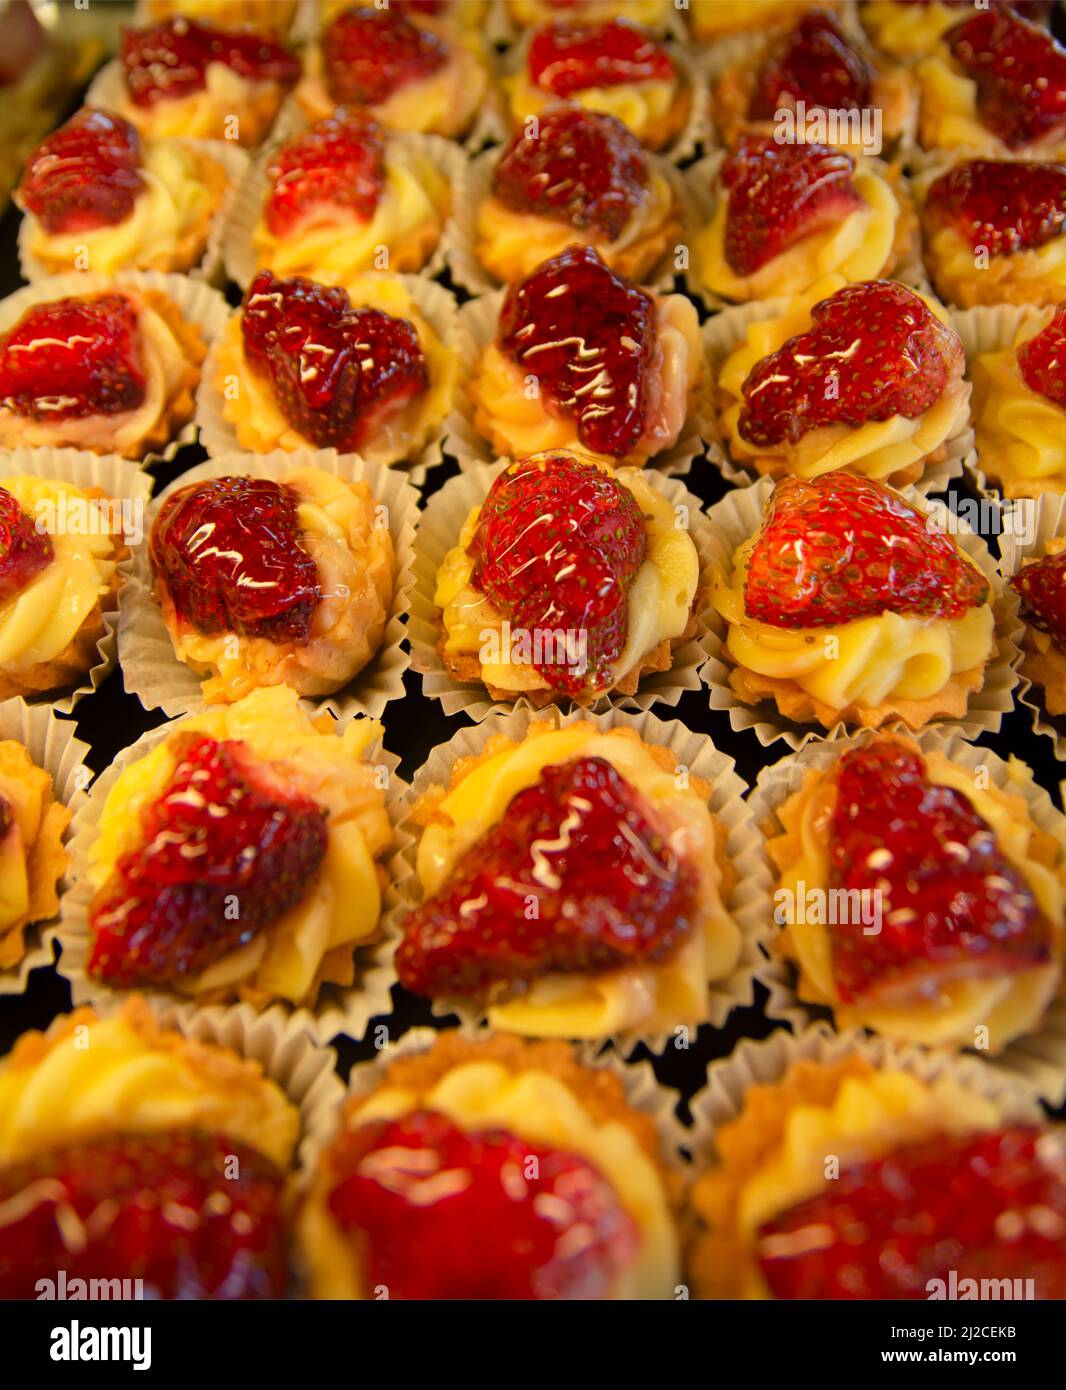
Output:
[0, 448, 153, 713]
[390, 704, 775, 1052]
[118, 448, 418, 721]
[701, 295, 971, 491]
[55, 712, 413, 1046]
[700, 475, 1023, 749]
[747, 726, 1066, 1105]
[409, 458, 715, 718]
[0, 699, 90, 996]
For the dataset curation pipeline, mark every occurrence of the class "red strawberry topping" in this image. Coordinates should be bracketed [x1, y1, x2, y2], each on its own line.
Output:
[1011, 547, 1066, 649]
[17, 107, 143, 236]
[947, 8, 1066, 150]
[738, 279, 963, 448]
[744, 473, 988, 629]
[757, 1126, 1066, 1300]
[89, 732, 328, 986]
[321, 6, 448, 106]
[397, 754, 699, 998]
[497, 244, 655, 458]
[121, 16, 299, 107]
[151, 476, 321, 643]
[750, 10, 875, 121]
[527, 17, 675, 98]
[325, 1109, 638, 1300]
[721, 136, 864, 276]
[467, 452, 647, 696]
[1017, 304, 1066, 407]
[264, 110, 386, 237]
[0, 486, 53, 604]
[924, 159, 1066, 256]
[492, 106, 649, 243]
[823, 740, 1050, 1005]
[0, 293, 147, 422]
[241, 270, 428, 452]
[0, 1130, 287, 1300]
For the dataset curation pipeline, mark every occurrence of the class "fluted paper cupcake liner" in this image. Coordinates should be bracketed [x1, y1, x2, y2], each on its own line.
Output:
[390, 704, 775, 1052]
[0, 448, 153, 713]
[55, 713, 413, 1046]
[0, 270, 230, 467]
[448, 287, 709, 477]
[699, 475, 1023, 749]
[700, 294, 971, 491]
[118, 448, 418, 721]
[409, 458, 714, 718]
[746, 727, 1066, 1105]
[0, 699, 90, 996]
[196, 273, 460, 485]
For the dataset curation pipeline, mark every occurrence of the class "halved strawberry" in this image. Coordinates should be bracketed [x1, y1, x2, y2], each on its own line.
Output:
[824, 740, 1049, 1005]
[121, 16, 299, 107]
[0, 486, 53, 604]
[947, 8, 1066, 149]
[750, 10, 874, 121]
[0, 293, 147, 422]
[88, 732, 328, 986]
[396, 754, 699, 998]
[0, 1130, 287, 1300]
[321, 6, 447, 106]
[264, 110, 386, 237]
[738, 279, 963, 448]
[17, 107, 143, 236]
[1017, 303, 1066, 407]
[1011, 547, 1066, 648]
[743, 473, 988, 629]
[721, 136, 864, 276]
[923, 159, 1066, 256]
[758, 1126, 1066, 1300]
[527, 17, 675, 97]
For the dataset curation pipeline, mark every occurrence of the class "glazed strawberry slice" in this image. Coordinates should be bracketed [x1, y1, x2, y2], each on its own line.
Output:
[721, 137, 864, 276]
[947, 9, 1066, 149]
[0, 1130, 287, 1300]
[824, 741, 1049, 1005]
[1011, 547, 1066, 649]
[744, 474, 988, 629]
[264, 111, 386, 237]
[923, 160, 1066, 256]
[121, 16, 299, 106]
[0, 293, 147, 422]
[325, 1109, 638, 1300]
[89, 732, 328, 986]
[241, 270, 428, 452]
[0, 486, 53, 604]
[467, 453, 647, 696]
[1017, 304, 1066, 407]
[757, 1126, 1066, 1300]
[151, 477, 321, 643]
[527, 18, 675, 97]
[17, 107, 143, 236]
[492, 106, 649, 243]
[321, 6, 448, 106]
[497, 244, 655, 458]
[738, 279, 963, 448]
[397, 754, 698, 998]
[750, 10, 875, 121]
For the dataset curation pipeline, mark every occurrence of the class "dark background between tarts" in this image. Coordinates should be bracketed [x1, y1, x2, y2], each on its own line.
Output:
[0, 3, 1064, 1126]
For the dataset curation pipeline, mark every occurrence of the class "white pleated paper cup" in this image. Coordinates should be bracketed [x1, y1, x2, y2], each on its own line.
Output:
[409, 458, 715, 719]
[0, 699, 90, 996]
[0, 448, 153, 713]
[389, 704, 775, 1053]
[699, 475, 1023, 750]
[747, 726, 1066, 1105]
[118, 448, 418, 721]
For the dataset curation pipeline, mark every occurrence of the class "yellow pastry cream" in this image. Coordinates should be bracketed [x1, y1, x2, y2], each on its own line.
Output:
[141, 0, 298, 32]
[151, 466, 396, 703]
[216, 270, 457, 467]
[434, 455, 699, 702]
[689, 0, 843, 41]
[509, 0, 674, 28]
[0, 740, 69, 972]
[688, 1056, 1006, 1299]
[861, 0, 972, 60]
[712, 274, 970, 486]
[85, 685, 393, 1007]
[399, 720, 742, 1039]
[111, 57, 293, 149]
[297, 1032, 681, 1300]
[1011, 536, 1066, 717]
